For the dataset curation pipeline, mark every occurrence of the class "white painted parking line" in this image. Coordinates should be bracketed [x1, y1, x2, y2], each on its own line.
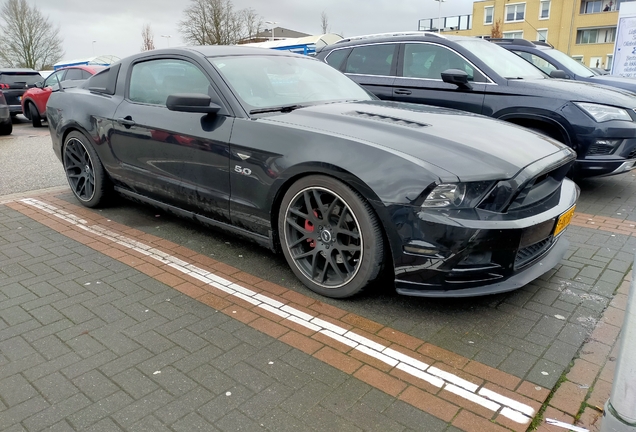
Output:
[20, 198, 536, 424]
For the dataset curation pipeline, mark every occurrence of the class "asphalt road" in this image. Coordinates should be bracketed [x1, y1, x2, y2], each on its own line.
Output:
[0, 116, 67, 196]
[1, 118, 635, 390]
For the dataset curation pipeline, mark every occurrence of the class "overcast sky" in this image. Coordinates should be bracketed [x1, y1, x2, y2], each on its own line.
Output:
[31, 0, 474, 63]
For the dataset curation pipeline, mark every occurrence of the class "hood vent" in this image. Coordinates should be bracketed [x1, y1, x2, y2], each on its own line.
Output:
[345, 111, 430, 129]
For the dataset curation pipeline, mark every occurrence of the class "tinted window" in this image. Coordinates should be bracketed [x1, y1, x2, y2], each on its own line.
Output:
[129, 59, 211, 105]
[44, 70, 65, 87]
[403, 43, 486, 82]
[513, 51, 557, 75]
[325, 48, 351, 70]
[64, 69, 83, 80]
[456, 40, 546, 79]
[0, 73, 41, 85]
[81, 70, 92, 79]
[344, 44, 396, 76]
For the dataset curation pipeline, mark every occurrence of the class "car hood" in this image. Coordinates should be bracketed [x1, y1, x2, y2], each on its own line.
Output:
[587, 75, 636, 94]
[509, 78, 636, 107]
[262, 100, 571, 182]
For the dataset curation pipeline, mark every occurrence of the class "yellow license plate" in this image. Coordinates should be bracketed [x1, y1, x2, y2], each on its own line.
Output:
[554, 205, 576, 237]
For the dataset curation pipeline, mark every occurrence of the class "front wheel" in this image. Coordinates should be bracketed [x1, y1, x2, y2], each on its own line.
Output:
[62, 131, 111, 208]
[278, 175, 384, 298]
[29, 103, 42, 127]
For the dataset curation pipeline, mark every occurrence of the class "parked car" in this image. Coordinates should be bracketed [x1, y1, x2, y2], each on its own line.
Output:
[0, 69, 42, 117]
[47, 46, 579, 299]
[316, 32, 636, 179]
[490, 39, 636, 93]
[21, 65, 104, 127]
[590, 67, 610, 76]
[0, 90, 12, 135]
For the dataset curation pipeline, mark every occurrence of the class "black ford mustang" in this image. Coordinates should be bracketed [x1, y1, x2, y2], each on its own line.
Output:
[47, 46, 579, 299]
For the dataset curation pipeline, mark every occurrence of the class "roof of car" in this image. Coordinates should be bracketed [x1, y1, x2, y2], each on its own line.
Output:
[0, 68, 40, 74]
[156, 45, 305, 58]
[317, 32, 482, 51]
[488, 39, 554, 49]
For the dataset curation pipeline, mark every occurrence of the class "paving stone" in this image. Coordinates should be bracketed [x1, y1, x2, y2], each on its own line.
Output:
[198, 384, 255, 422]
[527, 358, 563, 388]
[65, 334, 107, 359]
[499, 349, 540, 378]
[172, 345, 223, 374]
[72, 370, 120, 402]
[33, 371, 80, 404]
[67, 391, 134, 430]
[216, 409, 265, 432]
[23, 352, 83, 381]
[0, 373, 38, 407]
[385, 399, 448, 431]
[111, 388, 173, 427]
[84, 417, 125, 431]
[61, 349, 118, 379]
[99, 348, 154, 377]
[171, 412, 218, 432]
[153, 386, 214, 424]
[132, 330, 175, 355]
[341, 401, 406, 431]
[280, 379, 332, 416]
[22, 393, 91, 431]
[128, 414, 173, 432]
[0, 336, 37, 361]
[111, 368, 159, 399]
[225, 361, 275, 393]
[29, 304, 65, 325]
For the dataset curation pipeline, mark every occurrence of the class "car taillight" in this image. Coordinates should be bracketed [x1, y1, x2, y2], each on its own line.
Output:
[0, 84, 8, 89]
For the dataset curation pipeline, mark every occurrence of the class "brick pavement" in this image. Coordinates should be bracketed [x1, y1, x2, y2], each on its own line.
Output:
[0, 190, 632, 431]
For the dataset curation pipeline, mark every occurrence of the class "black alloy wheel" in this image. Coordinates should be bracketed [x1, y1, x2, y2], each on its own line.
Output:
[29, 103, 42, 127]
[62, 131, 111, 208]
[278, 175, 384, 298]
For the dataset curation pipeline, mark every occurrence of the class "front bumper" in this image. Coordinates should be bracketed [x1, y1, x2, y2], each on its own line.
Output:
[9, 104, 22, 114]
[386, 178, 579, 297]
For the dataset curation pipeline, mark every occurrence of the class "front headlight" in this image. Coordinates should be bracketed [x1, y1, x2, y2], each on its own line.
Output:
[422, 182, 494, 209]
[574, 102, 632, 123]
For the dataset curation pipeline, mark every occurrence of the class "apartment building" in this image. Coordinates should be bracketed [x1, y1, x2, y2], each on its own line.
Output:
[432, 0, 636, 69]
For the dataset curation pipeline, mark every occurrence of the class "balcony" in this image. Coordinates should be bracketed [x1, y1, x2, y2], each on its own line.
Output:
[417, 15, 472, 32]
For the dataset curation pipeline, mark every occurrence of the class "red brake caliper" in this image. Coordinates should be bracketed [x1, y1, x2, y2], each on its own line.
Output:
[305, 210, 319, 248]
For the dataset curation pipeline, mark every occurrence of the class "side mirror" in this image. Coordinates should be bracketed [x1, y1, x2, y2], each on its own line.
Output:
[441, 69, 472, 90]
[166, 93, 220, 114]
[550, 70, 568, 79]
[35, 81, 43, 89]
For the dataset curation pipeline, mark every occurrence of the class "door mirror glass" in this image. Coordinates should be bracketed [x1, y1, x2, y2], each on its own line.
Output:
[550, 69, 568, 79]
[166, 93, 220, 114]
[34, 81, 43, 88]
[441, 69, 472, 89]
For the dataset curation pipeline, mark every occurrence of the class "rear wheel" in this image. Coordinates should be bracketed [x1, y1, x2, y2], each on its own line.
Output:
[0, 120, 12, 135]
[278, 175, 384, 298]
[29, 103, 42, 127]
[62, 131, 111, 208]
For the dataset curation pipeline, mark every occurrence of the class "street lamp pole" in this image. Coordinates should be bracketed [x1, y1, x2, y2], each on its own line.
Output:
[161, 35, 172, 47]
[434, 0, 446, 33]
[265, 21, 278, 41]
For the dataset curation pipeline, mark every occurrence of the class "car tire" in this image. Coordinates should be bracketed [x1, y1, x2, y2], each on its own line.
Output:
[0, 120, 12, 135]
[29, 103, 42, 127]
[62, 131, 111, 208]
[278, 175, 384, 298]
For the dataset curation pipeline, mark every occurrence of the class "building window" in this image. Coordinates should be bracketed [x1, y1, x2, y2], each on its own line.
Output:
[484, 6, 494, 24]
[537, 29, 548, 42]
[576, 27, 616, 44]
[540, 1, 551, 18]
[581, 0, 615, 13]
[572, 55, 584, 64]
[503, 31, 524, 39]
[505, 3, 526, 22]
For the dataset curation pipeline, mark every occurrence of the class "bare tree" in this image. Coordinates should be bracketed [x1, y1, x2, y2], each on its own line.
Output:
[178, 0, 262, 45]
[0, 0, 64, 69]
[141, 23, 155, 51]
[490, 19, 502, 39]
[320, 11, 330, 34]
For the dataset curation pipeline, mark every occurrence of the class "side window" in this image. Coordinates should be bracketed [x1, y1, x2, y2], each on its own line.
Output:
[81, 70, 93, 79]
[344, 44, 396, 76]
[44, 70, 65, 87]
[513, 51, 557, 75]
[64, 69, 83, 80]
[402, 43, 487, 82]
[324, 48, 351, 71]
[129, 59, 211, 106]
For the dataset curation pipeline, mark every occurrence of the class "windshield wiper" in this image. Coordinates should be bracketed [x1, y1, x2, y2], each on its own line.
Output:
[249, 104, 305, 115]
[505, 77, 524, 80]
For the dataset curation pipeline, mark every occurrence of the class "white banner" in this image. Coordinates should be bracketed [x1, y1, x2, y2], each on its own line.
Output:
[612, 3, 636, 77]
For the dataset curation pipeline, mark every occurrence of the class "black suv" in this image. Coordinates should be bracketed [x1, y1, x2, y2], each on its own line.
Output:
[0, 69, 42, 116]
[490, 38, 636, 93]
[316, 32, 636, 179]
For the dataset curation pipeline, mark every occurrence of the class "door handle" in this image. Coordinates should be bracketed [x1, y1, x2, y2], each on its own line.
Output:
[116, 116, 136, 127]
[394, 89, 412, 95]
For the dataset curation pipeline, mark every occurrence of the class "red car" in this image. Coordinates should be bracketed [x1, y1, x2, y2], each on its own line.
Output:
[21, 65, 105, 127]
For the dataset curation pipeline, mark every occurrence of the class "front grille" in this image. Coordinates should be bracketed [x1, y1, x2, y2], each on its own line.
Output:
[515, 237, 552, 269]
[629, 148, 636, 160]
[587, 143, 614, 155]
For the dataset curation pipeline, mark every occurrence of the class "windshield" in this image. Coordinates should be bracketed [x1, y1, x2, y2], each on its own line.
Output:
[541, 49, 595, 78]
[208, 55, 372, 111]
[455, 40, 546, 80]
